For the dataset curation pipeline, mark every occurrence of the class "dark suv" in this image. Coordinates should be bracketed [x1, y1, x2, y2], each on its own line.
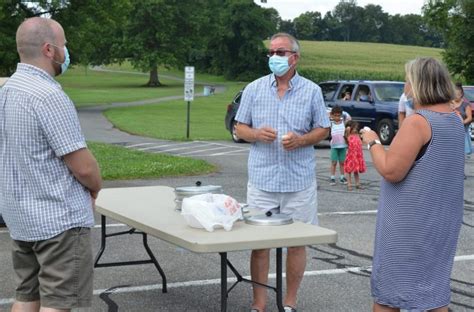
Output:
[319, 80, 404, 145]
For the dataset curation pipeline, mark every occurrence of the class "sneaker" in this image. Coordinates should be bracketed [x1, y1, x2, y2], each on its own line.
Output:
[340, 177, 348, 184]
[284, 306, 297, 312]
[330, 178, 336, 185]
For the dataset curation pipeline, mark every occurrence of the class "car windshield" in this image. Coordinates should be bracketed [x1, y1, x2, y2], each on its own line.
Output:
[373, 84, 404, 102]
[464, 88, 474, 102]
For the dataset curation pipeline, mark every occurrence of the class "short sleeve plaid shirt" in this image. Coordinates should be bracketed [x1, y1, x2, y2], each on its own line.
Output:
[235, 72, 330, 192]
[0, 63, 94, 241]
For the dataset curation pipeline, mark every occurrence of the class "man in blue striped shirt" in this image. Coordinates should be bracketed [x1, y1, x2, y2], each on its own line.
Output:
[0, 17, 101, 312]
[235, 33, 330, 312]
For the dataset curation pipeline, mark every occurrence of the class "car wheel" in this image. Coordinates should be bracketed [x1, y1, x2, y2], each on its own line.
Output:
[376, 118, 395, 145]
[231, 120, 245, 143]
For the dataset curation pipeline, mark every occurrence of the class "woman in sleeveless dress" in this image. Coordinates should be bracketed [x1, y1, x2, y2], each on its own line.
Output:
[361, 58, 465, 312]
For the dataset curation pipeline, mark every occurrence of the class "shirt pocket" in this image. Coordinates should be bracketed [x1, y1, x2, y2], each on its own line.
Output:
[280, 98, 313, 134]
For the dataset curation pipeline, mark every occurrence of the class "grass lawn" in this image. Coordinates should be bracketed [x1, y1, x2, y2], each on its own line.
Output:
[103, 83, 245, 141]
[57, 66, 186, 108]
[88, 142, 216, 180]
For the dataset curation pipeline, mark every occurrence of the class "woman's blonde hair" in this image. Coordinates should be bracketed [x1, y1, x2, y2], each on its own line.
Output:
[405, 57, 454, 106]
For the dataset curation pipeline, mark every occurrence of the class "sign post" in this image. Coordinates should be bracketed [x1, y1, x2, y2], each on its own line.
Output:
[184, 66, 194, 139]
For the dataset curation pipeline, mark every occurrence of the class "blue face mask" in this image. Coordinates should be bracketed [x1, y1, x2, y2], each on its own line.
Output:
[50, 44, 70, 75]
[268, 55, 291, 77]
[60, 46, 70, 74]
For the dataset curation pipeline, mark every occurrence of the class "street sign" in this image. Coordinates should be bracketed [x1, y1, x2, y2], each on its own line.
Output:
[184, 66, 194, 101]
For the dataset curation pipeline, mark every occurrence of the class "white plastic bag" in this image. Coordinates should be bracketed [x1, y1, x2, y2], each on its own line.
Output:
[181, 193, 242, 232]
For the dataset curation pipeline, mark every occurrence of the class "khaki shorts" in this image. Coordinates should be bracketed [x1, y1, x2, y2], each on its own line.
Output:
[247, 181, 318, 225]
[12, 227, 93, 309]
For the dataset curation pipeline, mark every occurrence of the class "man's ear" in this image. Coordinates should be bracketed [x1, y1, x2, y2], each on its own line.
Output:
[42, 43, 54, 58]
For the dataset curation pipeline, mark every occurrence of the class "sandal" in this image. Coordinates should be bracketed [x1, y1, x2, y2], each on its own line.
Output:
[356, 184, 363, 190]
[347, 185, 353, 191]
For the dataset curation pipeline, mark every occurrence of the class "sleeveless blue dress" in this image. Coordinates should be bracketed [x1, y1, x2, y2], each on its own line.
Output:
[371, 110, 465, 310]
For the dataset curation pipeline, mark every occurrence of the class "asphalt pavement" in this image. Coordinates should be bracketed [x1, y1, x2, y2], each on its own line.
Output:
[0, 105, 472, 312]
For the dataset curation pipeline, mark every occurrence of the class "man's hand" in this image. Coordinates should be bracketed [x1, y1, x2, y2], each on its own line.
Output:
[90, 190, 99, 210]
[281, 132, 302, 151]
[255, 127, 277, 143]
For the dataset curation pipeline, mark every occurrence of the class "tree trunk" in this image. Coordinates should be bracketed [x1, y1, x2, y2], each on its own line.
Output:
[147, 65, 162, 87]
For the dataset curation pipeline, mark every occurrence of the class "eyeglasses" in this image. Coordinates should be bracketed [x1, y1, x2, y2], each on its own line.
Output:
[267, 50, 295, 57]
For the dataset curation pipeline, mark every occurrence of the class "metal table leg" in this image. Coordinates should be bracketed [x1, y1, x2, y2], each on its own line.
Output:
[220, 252, 228, 312]
[221, 248, 285, 312]
[276, 248, 284, 312]
[94, 215, 167, 293]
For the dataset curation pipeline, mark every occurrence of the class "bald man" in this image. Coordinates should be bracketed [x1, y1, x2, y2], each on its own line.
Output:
[0, 17, 101, 312]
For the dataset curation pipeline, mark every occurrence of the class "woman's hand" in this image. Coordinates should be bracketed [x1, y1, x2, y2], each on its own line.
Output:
[360, 128, 379, 145]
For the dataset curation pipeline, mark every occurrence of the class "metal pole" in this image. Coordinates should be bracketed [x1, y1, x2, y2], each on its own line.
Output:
[186, 101, 190, 139]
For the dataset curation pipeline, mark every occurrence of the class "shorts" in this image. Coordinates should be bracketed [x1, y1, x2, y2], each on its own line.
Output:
[247, 181, 318, 225]
[12, 227, 93, 309]
[330, 147, 347, 162]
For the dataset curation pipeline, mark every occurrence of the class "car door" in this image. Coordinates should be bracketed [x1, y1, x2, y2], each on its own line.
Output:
[351, 84, 375, 127]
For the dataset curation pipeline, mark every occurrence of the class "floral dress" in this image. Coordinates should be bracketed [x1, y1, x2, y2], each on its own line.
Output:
[344, 134, 366, 173]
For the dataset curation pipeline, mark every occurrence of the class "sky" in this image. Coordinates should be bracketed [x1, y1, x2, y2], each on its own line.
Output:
[255, 0, 427, 20]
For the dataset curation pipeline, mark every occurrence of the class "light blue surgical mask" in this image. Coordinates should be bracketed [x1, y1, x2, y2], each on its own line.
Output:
[268, 55, 292, 77]
[50, 44, 70, 75]
[60, 46, 70, 74]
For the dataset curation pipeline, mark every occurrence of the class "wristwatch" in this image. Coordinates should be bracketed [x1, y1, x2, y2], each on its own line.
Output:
[367, 139, 381, 150]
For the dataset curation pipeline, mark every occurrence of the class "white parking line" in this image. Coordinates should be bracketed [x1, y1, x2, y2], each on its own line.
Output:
[125, 143, 156, 148]
[137, 142, 198, 152]
[0, 255, 472, 305]
[319, 210, 377, 216]
[178, 146, 230, 155]
[209, 148, 250, 156]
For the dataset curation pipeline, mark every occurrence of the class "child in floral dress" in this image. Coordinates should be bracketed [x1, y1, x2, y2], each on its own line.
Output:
[344, 121, 366, 190]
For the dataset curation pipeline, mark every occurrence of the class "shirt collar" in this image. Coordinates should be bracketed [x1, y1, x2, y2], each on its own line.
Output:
[270, 71, 301, 90]
[16, 63, 61, 88]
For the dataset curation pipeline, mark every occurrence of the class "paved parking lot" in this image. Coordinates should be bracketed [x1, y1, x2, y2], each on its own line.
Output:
[0, 139, 472, 311]
[123, 141, 250, 157]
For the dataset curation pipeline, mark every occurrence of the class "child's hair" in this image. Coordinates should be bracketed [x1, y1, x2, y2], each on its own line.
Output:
[348, 121, 360, 134]
[331, 105, 343, 115]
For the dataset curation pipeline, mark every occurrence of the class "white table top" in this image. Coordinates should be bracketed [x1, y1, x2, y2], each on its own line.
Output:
[96, 186, 338, 253]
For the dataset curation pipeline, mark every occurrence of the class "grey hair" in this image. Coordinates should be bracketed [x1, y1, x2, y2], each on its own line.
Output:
[405, 57, 454, 106]
[16, 17, 57, 59]
[270, 32, 300, 54]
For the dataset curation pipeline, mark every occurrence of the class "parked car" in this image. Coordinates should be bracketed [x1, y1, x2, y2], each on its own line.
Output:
[224, 90, 245, 143]
[224, 89, 336, 143]
[319, 80, 404, 145]
[464, 86, 474, 140]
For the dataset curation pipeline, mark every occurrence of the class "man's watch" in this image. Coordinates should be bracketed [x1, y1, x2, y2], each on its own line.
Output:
[367, 139, 381, 150]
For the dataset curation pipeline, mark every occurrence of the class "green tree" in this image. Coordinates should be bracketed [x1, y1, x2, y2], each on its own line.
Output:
[424, 0, 474, 83]
[125, 0, 207, 86]
[0, 1, 64, 76]
[293, 11, 323, 40]
[200, 0, 274, 80]
[333, 0, 362, 41]
[52, 0, 131, 71]
[359, 4, 388, 43]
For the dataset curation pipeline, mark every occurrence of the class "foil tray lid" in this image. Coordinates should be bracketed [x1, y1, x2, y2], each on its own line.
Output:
[244, 213, 293, 226]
